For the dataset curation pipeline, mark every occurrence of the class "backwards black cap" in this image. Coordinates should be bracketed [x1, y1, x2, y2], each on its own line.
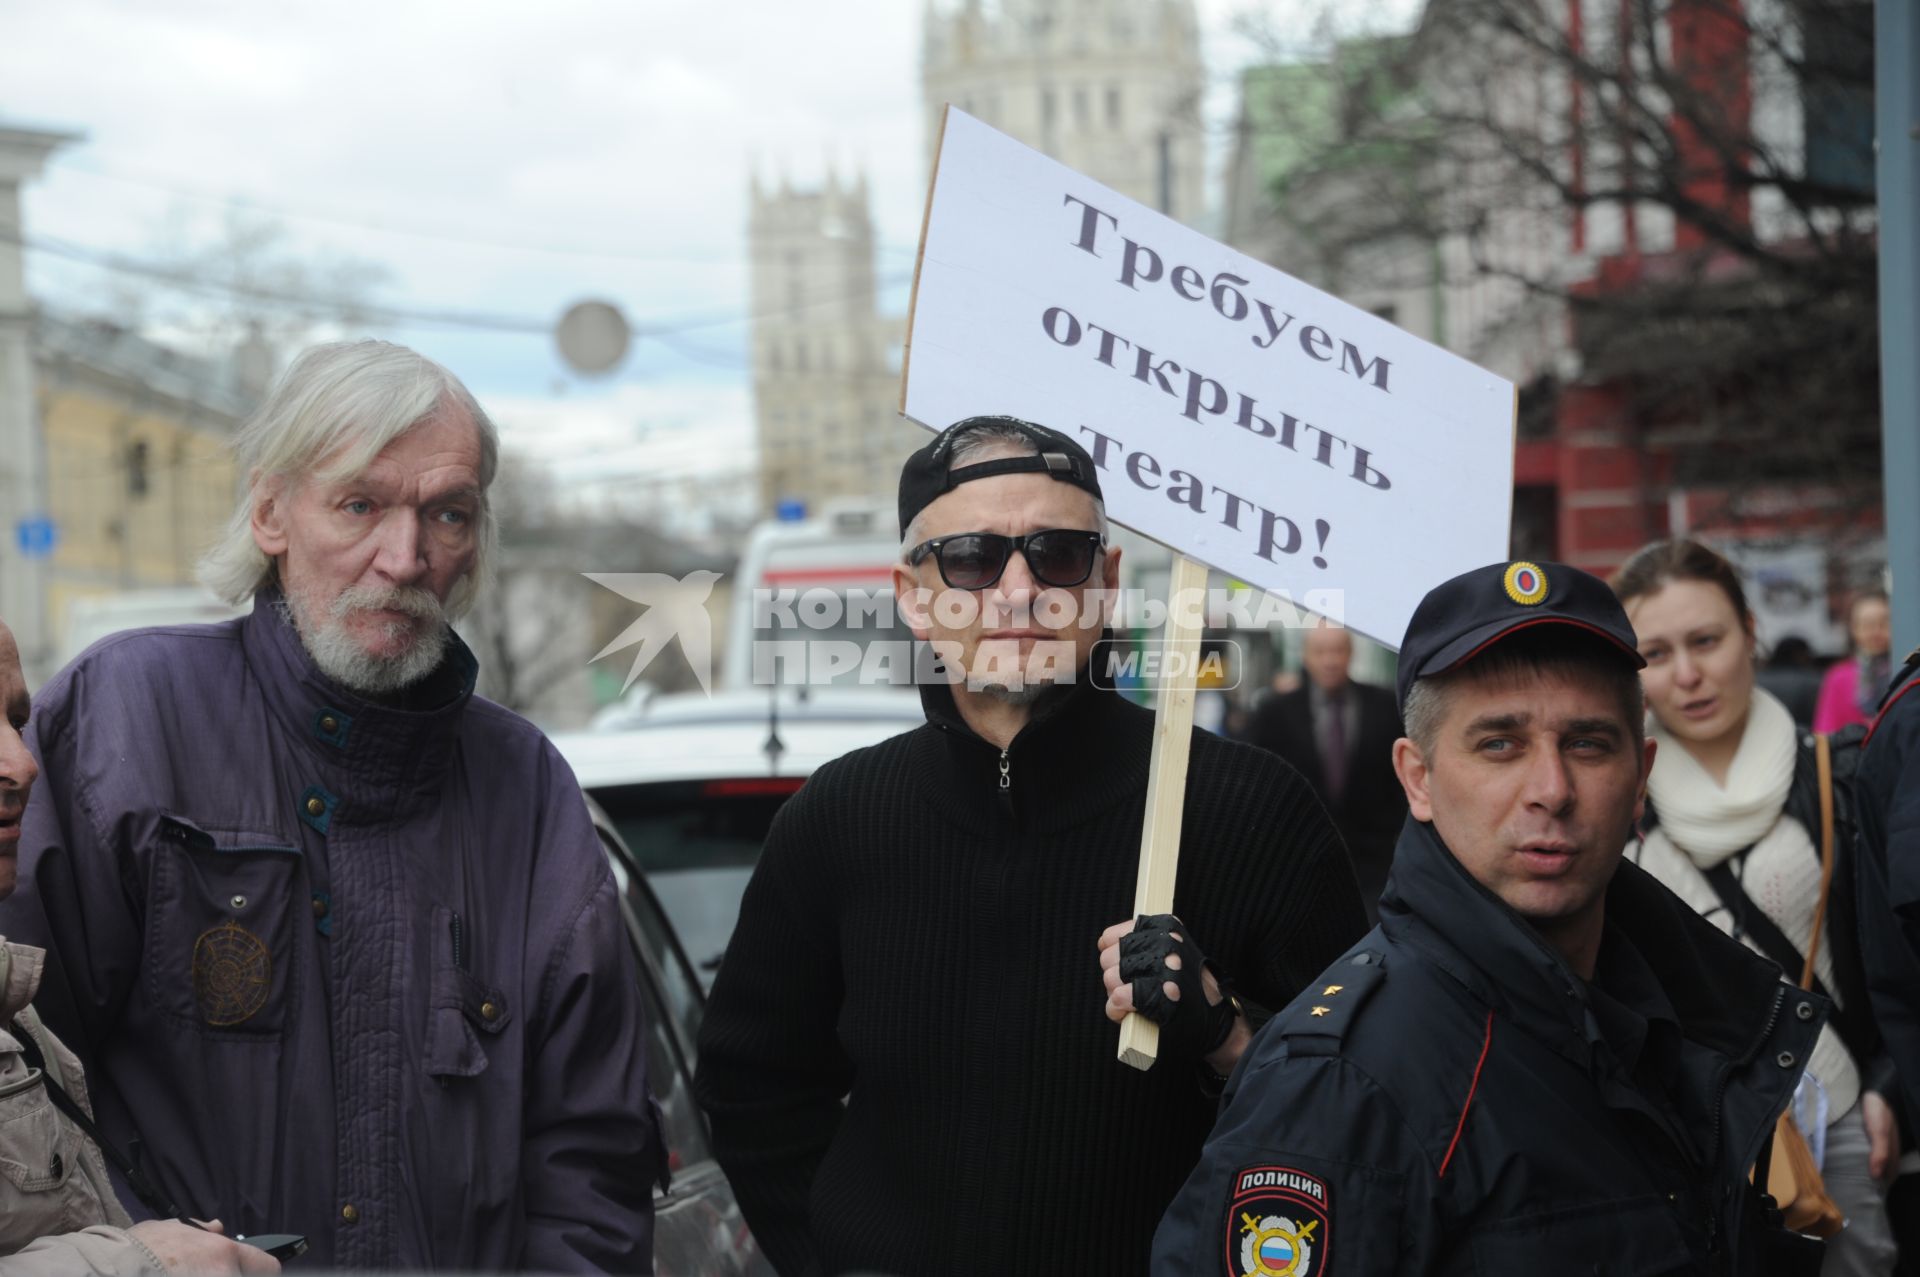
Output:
[899, 415, 1104, 536]
[1394, 560, 1645, 712]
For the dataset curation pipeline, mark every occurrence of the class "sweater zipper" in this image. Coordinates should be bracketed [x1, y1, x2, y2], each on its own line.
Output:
[997, 748, 1012, 819]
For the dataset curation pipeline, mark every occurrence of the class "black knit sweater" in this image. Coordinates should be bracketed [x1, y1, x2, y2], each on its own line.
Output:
[693, 675, 1367, 1277]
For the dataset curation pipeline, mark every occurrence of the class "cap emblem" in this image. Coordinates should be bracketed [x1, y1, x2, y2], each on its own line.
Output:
[1503, 561, 1549, 606]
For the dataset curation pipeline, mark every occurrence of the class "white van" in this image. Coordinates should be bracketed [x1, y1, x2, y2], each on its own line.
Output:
[60, 588, 246, 668]
[719, 500, 915, 694]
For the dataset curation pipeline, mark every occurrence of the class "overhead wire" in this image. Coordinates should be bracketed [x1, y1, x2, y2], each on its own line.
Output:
[3, 219, 917, 353]
[51, 158, 926, 262]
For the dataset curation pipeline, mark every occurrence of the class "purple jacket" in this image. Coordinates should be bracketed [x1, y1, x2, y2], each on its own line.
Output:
[0, 596, 660, 1272]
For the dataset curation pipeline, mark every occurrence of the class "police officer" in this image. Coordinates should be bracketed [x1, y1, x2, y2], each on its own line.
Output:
[1152, 561, 1827, 1275]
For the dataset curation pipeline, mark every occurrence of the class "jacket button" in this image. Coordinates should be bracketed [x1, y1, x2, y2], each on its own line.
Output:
[305, 796, 326, 817]
[312, 895, 329, 920]
[319, 715, 339, 734]
[49, 1152, 62, 1179]
[341, 1204, 359, 1224]
[1777, 1051, 1797, 1069]
[480, 1001, 499, 1021]
[1795, 1001, 1815, 1021]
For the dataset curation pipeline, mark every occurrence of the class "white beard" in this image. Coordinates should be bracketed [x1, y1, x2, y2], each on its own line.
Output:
[282, 585, 450, 695]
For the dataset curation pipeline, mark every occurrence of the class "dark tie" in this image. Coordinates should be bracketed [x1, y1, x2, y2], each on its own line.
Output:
[1323, 694, 1348, 806]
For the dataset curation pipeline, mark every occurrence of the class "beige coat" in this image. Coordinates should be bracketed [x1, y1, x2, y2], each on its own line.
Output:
[0, 939, 163, 1276]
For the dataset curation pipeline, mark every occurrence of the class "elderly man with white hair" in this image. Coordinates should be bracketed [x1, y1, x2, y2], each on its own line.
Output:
[0, 341, 663, 1272]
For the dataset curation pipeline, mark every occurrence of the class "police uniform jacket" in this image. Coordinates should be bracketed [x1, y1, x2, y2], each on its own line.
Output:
[1153, 816, 1827, 1276]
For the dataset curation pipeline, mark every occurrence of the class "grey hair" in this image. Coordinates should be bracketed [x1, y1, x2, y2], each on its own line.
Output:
[1402, 629, 1646, 759]
[197, 340, 500, 620]
[900, 419, 1109, 558]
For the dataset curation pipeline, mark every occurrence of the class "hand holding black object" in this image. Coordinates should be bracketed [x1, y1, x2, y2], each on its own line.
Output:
[1117, 913, 1237, 1061]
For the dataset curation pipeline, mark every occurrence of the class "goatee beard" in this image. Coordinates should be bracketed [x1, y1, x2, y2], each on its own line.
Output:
[281, 585, 450, 695]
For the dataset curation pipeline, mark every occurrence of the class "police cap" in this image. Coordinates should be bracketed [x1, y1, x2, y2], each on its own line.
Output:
[1394, 560, 1645, 713]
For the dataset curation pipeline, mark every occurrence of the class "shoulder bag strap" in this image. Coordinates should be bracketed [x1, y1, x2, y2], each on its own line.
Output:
[1802, 733, 1836, 991]
[7, 1019, 184, 1220]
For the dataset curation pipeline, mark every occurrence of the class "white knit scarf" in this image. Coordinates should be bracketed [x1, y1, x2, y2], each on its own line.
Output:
[1635, 688, 1858, 1119]
[1644, 688, 1799, 867]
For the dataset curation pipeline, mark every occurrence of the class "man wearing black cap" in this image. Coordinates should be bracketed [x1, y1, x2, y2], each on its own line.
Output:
[696, 415, 1366, 1277]
[1153, 560, 1828, 1275]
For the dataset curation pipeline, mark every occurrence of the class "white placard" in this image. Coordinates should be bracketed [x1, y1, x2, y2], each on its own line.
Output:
[902, 108, 1516, 650]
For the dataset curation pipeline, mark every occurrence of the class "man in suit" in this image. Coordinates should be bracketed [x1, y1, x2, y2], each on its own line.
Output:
[1247, 623, 1408, 921]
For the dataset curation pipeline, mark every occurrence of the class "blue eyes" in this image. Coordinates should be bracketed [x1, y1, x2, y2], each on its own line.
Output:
[1478, 737, 1610, 755]
[340, 501, 471, 526]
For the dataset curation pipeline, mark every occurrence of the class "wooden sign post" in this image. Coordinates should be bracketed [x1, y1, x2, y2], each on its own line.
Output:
[1116, 553, 1208, 1070]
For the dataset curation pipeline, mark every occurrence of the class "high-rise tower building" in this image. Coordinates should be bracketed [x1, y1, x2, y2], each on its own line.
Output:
[747, 168, 907, 514]
[747, 0, 1206, 516]
[921, 0, 1206, 220]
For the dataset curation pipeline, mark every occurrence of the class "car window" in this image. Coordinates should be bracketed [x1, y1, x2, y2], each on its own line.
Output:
[631, 870, 708, 1047]
[596, 823, 709, 1040]
[633, 943, 711, 1186]
[593, 778, 799, 873]
[593, 778, 805, 990]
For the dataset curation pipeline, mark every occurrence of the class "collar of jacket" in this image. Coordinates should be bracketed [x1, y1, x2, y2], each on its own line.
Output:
[0, 940, 42, 1024]
[912, 645, 1150, 833]
[1379, 817, 1806, 1072]
[241, 588, 479, 786]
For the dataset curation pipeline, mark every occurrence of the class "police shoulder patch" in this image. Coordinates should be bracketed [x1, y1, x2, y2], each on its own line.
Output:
[1274, 951, 1385, 1056]
[1225, 1165, 1330, 1276]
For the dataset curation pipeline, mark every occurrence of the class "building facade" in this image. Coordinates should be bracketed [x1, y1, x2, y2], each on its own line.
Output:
[33, 315, 249, 661]
[1222, 0, 1881, 648]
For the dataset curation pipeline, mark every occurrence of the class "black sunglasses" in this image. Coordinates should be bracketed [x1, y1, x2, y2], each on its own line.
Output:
[908, 528, 1106, 590]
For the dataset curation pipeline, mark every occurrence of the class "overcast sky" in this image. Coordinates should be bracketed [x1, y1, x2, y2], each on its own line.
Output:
[1, 0, 1408, 520]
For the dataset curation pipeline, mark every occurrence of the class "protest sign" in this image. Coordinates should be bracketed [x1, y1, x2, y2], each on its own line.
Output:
[902, 107, 1516, 648]
[901, 107, 1516, 1068]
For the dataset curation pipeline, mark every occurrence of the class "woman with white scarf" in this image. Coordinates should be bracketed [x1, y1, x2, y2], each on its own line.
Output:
[1612, 540, 1902, 1275]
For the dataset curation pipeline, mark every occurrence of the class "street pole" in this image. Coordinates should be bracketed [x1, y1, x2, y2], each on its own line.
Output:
[1880, 0, 1920, 652]
[0, 125, 77, 683]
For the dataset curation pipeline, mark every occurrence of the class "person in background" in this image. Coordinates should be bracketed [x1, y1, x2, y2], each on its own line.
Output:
[0, 619, 277, 1277]
[1613, 540, 1900, 1275]
[1759, 636, 1825, 730]
[1246, 623, 1407, 922]
[1817, 592, 1894, 734]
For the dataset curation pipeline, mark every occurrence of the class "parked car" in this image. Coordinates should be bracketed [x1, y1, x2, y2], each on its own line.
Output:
[557, 687, 924, 986]
[587, 793, 773, 1277]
